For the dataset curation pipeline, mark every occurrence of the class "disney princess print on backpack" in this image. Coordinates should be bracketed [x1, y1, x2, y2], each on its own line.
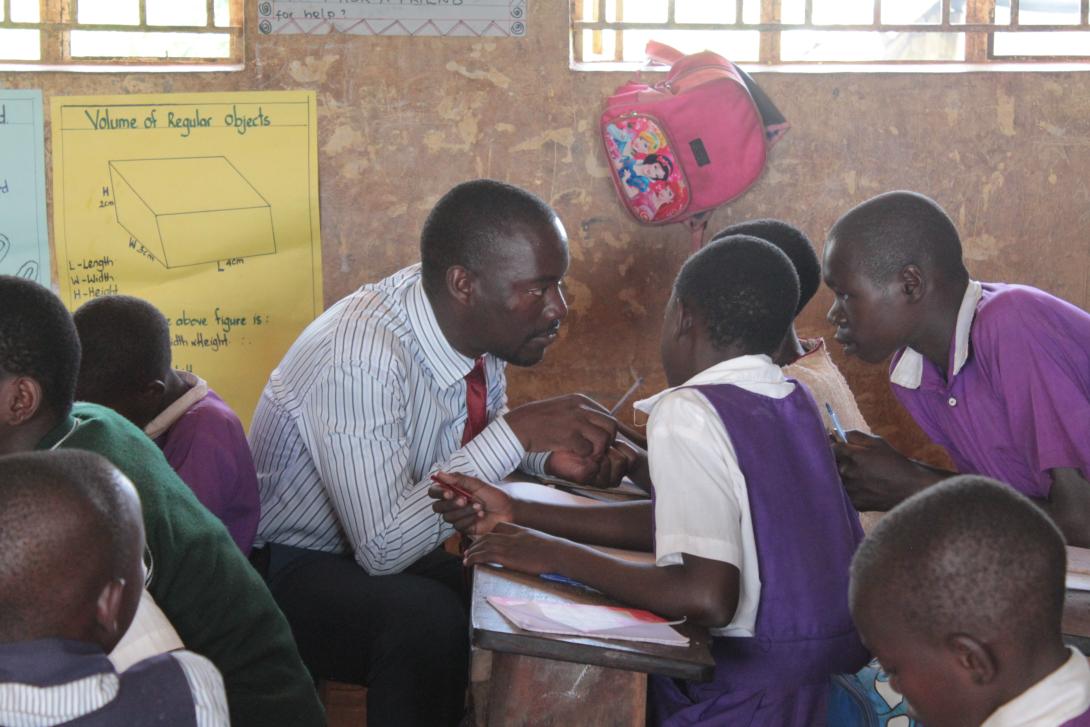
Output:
[604, 116, 690, 223]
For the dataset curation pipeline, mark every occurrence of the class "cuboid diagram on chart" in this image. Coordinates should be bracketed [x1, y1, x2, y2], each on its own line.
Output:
[109, 156, 276, 268]
[52, 92, 322, 429]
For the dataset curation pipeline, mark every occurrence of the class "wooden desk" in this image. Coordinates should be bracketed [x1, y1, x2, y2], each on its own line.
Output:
[471, 482, 713, 726]
[1064, 589, 1090, 638]
[1063, 547, 1090, 653]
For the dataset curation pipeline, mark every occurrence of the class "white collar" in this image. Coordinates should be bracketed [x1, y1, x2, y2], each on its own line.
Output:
[634, 354, 785, 414]
[982, 647, 1090, 727]
[404, 274, 479, 388]
[890, 280, 983, 389]
[143, 370, 209, 439]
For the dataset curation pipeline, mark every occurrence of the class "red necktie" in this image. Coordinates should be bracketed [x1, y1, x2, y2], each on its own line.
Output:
[461, 357, 488, 445]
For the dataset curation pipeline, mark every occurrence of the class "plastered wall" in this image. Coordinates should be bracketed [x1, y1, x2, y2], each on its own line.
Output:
[4, 0, 1089, 463]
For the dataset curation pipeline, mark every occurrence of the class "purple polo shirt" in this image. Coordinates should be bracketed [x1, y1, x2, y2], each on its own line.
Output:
[155, 388, 260, 554]
[890, 281, 1090, 499]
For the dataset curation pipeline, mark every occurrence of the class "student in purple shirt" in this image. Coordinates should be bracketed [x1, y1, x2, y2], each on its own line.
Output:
[851, 475, 1090, 726]
[73, 295, 259, 554]
[824, 191, 1090, 547]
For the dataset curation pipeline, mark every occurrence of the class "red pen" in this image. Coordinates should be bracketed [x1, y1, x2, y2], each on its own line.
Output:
[431, 474, 475, 502]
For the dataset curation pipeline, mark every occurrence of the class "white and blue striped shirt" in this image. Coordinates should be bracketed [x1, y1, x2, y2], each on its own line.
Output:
[250, 264, 548, 575]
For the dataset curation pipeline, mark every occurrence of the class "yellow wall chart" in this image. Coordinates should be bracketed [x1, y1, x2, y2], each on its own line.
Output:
[52, 91, 322, 429]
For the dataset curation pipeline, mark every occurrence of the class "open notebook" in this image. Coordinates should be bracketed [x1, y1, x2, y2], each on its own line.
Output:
[486, 596, 689, 647]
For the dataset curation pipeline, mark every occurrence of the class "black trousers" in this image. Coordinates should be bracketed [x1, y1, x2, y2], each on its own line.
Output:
[258, 544, 470, 727]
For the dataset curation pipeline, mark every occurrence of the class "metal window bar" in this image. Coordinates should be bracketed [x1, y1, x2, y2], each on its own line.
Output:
[0, 0, 243, 65]
[572, 0, 1090, 64]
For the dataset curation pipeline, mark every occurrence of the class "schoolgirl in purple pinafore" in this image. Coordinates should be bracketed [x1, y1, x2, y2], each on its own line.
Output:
[649, 381, 869, 726]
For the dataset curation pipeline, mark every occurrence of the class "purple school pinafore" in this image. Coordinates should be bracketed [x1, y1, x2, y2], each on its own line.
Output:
[1063, 707, 1090, 726]
[649, 382, 869, 726]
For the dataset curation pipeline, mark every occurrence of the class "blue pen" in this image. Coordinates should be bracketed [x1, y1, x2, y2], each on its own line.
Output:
[825, 403, 848, 443]
[540, 572, 600, 593]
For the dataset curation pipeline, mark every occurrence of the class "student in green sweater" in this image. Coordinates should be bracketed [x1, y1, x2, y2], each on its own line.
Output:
[0, 276, 324, 727]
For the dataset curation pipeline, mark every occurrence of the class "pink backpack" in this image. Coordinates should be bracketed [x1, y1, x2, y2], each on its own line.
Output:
[601, 41, 789, 249]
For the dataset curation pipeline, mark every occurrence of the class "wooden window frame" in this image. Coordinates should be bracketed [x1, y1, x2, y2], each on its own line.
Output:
[571, 0, 1090, 65]
[0, 0, 244, 69]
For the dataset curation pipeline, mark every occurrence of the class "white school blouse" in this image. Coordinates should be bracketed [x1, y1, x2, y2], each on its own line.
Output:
[635, 354, 795, 637]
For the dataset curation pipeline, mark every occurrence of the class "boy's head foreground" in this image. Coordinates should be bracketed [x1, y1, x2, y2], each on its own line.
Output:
[73, 295, 174, 429]
[0, 276, 81, 454]
[419, 178, 570, 367]
[0, 450, 145, 652]
[850, 474, 1069, 727]
[823, 191, 970, 363]
[661, 234, 799, 386]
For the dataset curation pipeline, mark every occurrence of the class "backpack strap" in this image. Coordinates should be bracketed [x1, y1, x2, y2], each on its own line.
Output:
[687, 213, 711, 252]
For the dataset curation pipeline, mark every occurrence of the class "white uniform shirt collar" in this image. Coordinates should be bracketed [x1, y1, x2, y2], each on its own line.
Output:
[634, 354, 786, 414]
[982, 647, 1090, 727]
[405, 276, 478, 388]
[143, 370, 208, 439]
[890, 280, 983, 389]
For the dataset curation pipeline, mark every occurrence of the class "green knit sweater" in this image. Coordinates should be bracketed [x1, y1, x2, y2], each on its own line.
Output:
[38, 403, 324, 727]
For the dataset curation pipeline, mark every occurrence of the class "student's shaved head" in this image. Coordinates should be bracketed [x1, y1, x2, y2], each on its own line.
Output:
[713, 219, 820, 316]
[0, 276, 81, 418]
[828, 191, 969, 286]
[850, 475, 1066, 647]
[74, 295, 172, 404]
[0, 450, 144, 645]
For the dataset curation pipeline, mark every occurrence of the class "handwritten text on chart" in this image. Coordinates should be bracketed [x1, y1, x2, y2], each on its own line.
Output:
[66, 254, 271, 355]
[82, 106, 272, 138]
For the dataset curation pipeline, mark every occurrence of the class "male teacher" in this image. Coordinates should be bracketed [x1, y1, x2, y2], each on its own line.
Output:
[248, 179, 620, 726]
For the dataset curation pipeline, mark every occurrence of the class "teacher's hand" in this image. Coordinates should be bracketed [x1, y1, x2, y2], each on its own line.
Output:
[547, 439, 642, 488]
[505, 394, 618, 460]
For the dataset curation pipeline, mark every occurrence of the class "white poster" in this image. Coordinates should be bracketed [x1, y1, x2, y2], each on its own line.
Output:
[259, 0, 527, 37]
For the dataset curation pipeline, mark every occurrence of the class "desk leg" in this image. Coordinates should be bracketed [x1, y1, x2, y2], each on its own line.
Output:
[484, 652, 645, 726]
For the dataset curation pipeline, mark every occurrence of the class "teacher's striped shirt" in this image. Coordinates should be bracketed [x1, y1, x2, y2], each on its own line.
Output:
[250, 264, 547, 575]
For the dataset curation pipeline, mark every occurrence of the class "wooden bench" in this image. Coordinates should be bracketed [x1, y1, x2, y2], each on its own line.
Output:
[318, 681, 366, 727]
